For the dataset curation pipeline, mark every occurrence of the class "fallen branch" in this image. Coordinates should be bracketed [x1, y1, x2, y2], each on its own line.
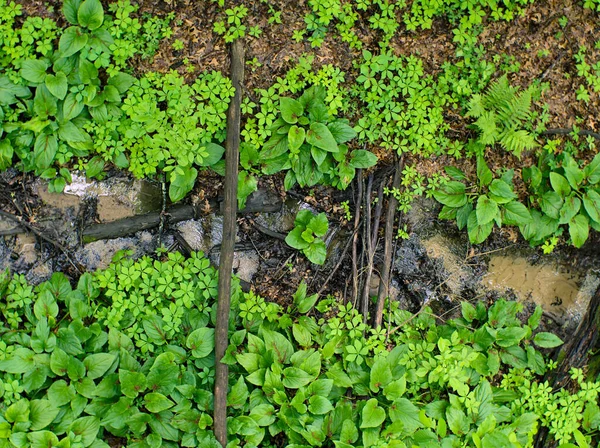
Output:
[374, 156, 403, 328]
[352, 170, 363, 307]
[214, 38, 244, 448]
[542, 128, 600, 141]
[0, 210, 81, 273]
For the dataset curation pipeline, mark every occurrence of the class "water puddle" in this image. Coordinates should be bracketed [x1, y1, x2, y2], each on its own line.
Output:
[484, 256, 591, 319]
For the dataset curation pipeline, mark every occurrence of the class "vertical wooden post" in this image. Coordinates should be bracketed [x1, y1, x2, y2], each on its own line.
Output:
[213, 38, 244, 448]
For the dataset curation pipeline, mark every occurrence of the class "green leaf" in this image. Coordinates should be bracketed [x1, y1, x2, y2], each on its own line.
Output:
[238, 170, 258, 209]
[29, 400, 59, 431]
[79, 59, 98, 84]
[199, 143, 225, 167]
[186, 327, 214, 358]
[144, 392, 175, 413]
[63, 93, 85, 121]
[84, 353, 116, 379]
[328, 121, 356, 143]
[389, 398, 422, 435]
[304, 239, 327, 265]
[569, 214, 589, 248]
[288, 125, 306, 152]
[0, 140, 13, 171]
[107, 72, 136, 94]
[59, 26, 88, 58]
[477, 155, 493, 187]
[457, 202, 473, 230]
[119, 370, 147, 398]
[564, 165, 584, 189]
[446, 407, 470, 435]
[21, 59, 49, 84]
[85, 156, 105, 179]
[45, 72, 68, 100]
[227, 376, 248, 409]
[63, 0, 83, 24]
[496, 327, 528, 347]
[307, 213, 328, 237]
[48, 380, 76, 407]
[461, 302, 476, 322]
[280, 97, 304, 124]
[369, 358, 391, 393]
[360, 398, 386, 429]
[585, 153, 600, 184]
[311, 145, 327, 166]
[70, 416, 100, 447]
[550, 172, 571, 197]
[28, 431, 59, 448]
[349, 150, 377, 169]
[50, 347, 71, 376]
[476, 195, 499, 225]
[282, 367, 313, 389]
[467, 210, 494, 244]
[489, 179, 517, 203]
[383, 377, 406, 401]
[309, 395, 333, 415]
[169, 166, 197, 203]
[533, 332, 564, 348]
[0, 75, 30, 105]
[539, 191, 563, 220]
[433, 181, 467, 208]
[502, 201, 532, 226]
[34, 133, 58, 169]
[59, 121, 93, 150]
[286, 227, 310, 250]
[559, 196, 581, 225]
[307, 122, 338, 152]
[583, 190, 600, 223]
[34, 85, 58, 118]
[78, 0, 104, 30]
[444, 166, 467, 181]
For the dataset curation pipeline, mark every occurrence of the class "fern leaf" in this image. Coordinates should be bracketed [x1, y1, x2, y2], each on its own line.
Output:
[466, 93, 485, 118]
[499, 128, 538, 158]
[498, 87, 532, 127]
[475, 111, 499, 145]
[482, 75, 518, 111]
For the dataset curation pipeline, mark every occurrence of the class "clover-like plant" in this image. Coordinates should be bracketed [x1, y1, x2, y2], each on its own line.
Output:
[285, 210, 329, 265]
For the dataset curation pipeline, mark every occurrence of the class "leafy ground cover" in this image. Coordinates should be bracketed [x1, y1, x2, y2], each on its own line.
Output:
[1, 0, 600, 447]
[1, 252, 599, 448]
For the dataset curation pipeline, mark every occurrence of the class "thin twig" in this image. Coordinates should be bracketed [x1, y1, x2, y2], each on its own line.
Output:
[360, 175, 373, 322]
[351, 169, 363, 306]
[542, 128, 600, 141]
[317, 224, 361, 296]
[0, 210, 81, 273]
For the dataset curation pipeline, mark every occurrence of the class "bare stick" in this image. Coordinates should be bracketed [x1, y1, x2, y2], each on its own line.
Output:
[317, 225, 361, 296]
[360, 175, 373, 322]
[374, 156, 403, 328]
[214, 38, 244, 448]
[351, 170, 363, 306]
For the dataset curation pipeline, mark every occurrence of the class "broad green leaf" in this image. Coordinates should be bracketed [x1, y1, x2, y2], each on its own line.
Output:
[446, 407, 470, 435]
[328, 121, 357, 143]
[489, 179, 517, 203]
[439, 205, 457, 220]
[63, 0, 83, 24]
[50, 347, 71, 376]
[45, 72, 68, 100]
[262, 329, 294, 364]
[585, 153, 600, 184]
[34, 85, 58, 118]
[59, 121, 93, 149]
[0, 140, 13, 171]
[286, 227, 310, 250]
[307, 213, 328, 237]
[528, 306, 543, 330]
[533, 332, 564, 348]
[559, 196, 581, 225]
[550, 172, 571, 197]
[477, 156, 493, 187]
[85, 156, 105, 179]
[34, 133, 58, 169]
[476, 195, 499, 225]
[280, 97, 303, 124]
[107, 72, 136, 94]
[539, 191, 563, 220]
[288, 125, 305, 151]
[249, 404, 276, 427]
[383, 377, 406, 401]
[78, 0, 104, 30]
[457, 202, 473, 230]
[339, 419, 359, 444]
[311, 145, 327, 166]
[467, 210, 494, 244]
[29, 400, 59, 431]
[389, 398, 422, 435]
[28, 431, 59, 448]
[309, 396, 334, 415]
[0, 75, 31, 104]
[564, 165, 584, 189]
[144, 392, 175, 413]
[70, 416, 100, 447]
[169, 166, 197, 203]
[304, 239, 327, 265]
[79, 59, 98, 84]
[369, 357, 391, 393]
[360, 398, 386, 429]
[63, 93, 85, 121]
[496, 327, 528, 347]
[59, 26, 89, 57]
[307, 122, 338, 152]
[21, 59, 49, 84]
[238, 170, 258, 209]
[461, 302, 476, 322]
[482, 431, 512, 448]
[444, 166, 467, 181]
[198, 143, 225, 167]
[47, 380, 76, 407]
[119, 370, 147, 398]
[227, 376, 248, 409]
[433, 181, 467, 208]
[295, 293, 318, 314]
[583, 190, 600, 223]
[569, 214, 589, 248]
[84, 353, 116, 379]
[502, 201, 532, 226]
[186, 327, 214, 358]
[349, 150, 377, 169]
[282, 367, 313, 389]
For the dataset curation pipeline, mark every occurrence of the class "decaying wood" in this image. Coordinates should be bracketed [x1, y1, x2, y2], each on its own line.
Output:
[351, 169, 363, 306]
[374, 156, 403, 328]
[361, 175, 375, 324]
[81, 189, 281, 243]
[214, 38, 244, 448]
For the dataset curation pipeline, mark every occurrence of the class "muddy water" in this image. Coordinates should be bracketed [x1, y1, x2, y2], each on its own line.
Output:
[484, 256, 589, 319]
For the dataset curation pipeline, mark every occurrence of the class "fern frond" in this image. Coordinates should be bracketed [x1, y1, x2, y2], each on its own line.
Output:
[466, 93, 485, 118]
[499, 128, 538, 158]
[475, 111, 499, 145]
[497, 87, 532, 127]
[482, 75, 518, 111]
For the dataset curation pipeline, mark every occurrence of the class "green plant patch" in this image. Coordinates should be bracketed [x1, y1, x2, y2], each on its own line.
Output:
[286, 209, 330, 265]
